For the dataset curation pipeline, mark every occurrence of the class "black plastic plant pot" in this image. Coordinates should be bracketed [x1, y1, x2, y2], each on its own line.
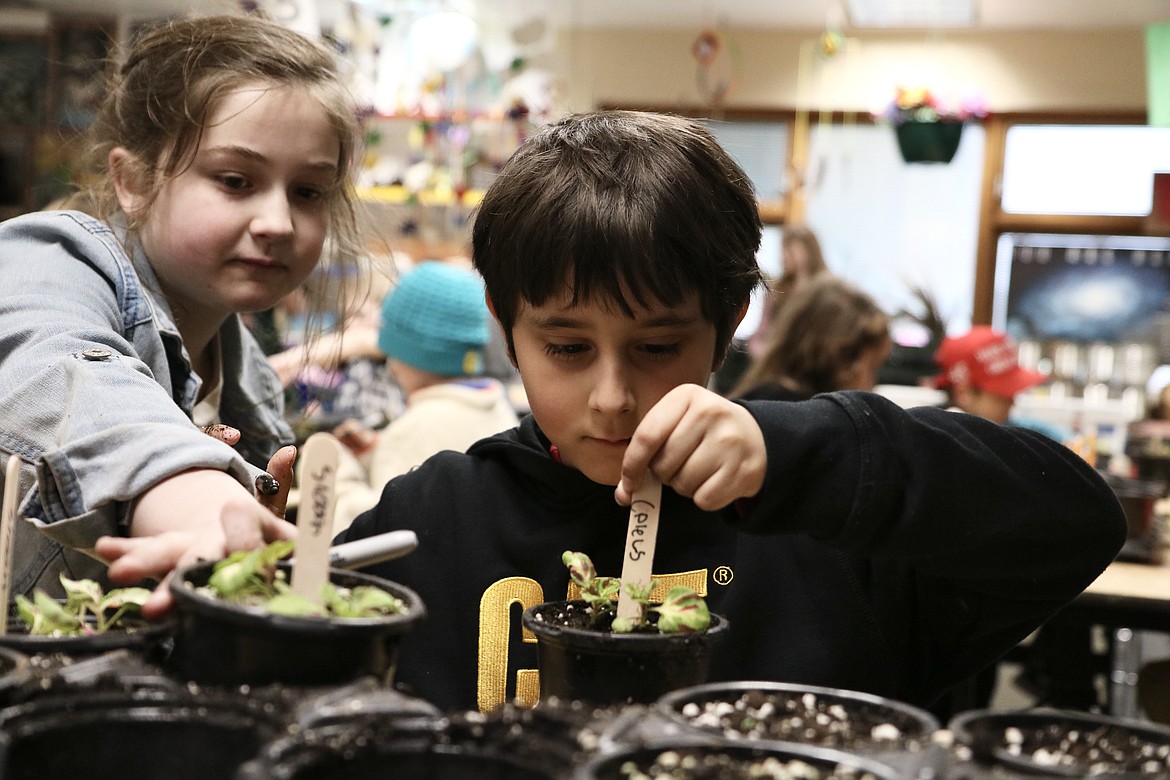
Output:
[949, 707, 1170, 776]
[657, 680, 939, 748]
[272, 748, 561, 780]
[167, 560, 425, 687]
[573, 740, 903, 780]
[655, 680, 942, 779]
[0, 605, 174, 663]
[239, 705, 580, 780]
[241, 730, 564, 780]
[0, 688, 286, 780]
[521, 599, 729, 707]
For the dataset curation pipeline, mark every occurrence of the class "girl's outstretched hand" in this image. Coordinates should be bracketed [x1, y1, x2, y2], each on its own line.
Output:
[100, 432, 300, 617]
[96, 480, 297, 618]
[616, 383, 767, 511]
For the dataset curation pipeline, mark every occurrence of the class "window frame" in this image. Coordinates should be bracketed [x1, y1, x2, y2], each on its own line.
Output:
[605, 104, 1150, 326]
[973, 110, 1148, 324]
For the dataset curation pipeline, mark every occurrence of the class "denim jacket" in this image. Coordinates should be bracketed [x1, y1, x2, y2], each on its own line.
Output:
[0, 210, 293, 596]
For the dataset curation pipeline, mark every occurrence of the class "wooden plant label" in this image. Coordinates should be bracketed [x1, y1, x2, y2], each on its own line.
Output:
[616, 474, 663, 620]
[0, 455, 20, 633]
[291, 433, 342, 603]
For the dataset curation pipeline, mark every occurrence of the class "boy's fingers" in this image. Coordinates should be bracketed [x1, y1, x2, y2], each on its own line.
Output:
[617, 385, 696, 501]
[683, 405, 766, 509]
[654, 433, 731, 507]
[618, 389, 766, 510]
[686, 459, 743, 511]
[618, 414, 671, 497]
[94, 534, 128, 561]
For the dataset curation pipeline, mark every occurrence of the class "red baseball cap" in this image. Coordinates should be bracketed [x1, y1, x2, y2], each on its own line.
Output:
[933, 326, 1047, 398]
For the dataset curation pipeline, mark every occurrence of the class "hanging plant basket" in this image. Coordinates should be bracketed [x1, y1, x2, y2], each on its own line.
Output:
[894, 121, 964, 164]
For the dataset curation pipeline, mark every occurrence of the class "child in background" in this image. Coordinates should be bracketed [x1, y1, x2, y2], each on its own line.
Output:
[746, 225, 832, 355]
[327, 261, 519, 533]
[932, 326, 1047, 425]
[732, 276, 891, 401]
[268, 248, 402, 435]
[0, 13, 363, 614]
[931, 325, 1073, 442]
[335, 110, 1125, 713]
[713, 224, 832, 394]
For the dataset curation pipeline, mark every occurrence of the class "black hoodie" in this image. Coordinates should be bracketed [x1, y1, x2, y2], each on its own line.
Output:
[340, 391, 1125, 713]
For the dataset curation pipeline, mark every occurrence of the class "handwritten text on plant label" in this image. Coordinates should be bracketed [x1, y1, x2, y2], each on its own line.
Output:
[626, 499, 654, 561]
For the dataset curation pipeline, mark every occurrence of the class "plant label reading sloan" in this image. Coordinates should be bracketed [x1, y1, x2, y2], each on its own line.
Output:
[292, 433, 342, 603]
[617, 474, 662, 620]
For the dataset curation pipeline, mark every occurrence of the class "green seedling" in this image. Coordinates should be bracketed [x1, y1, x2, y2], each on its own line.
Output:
[15, 576, 150, 637]
[563, 550, 621, 626]
[201, 539, 406, 619]
[648, 585, 711, 633]
[561, 550, 711, 634]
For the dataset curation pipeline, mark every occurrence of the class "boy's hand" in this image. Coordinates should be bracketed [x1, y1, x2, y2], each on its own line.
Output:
[616, 384, 766, 511]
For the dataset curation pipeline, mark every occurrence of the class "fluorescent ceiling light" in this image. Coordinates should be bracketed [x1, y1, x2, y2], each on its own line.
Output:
[844, 0, 976, 28]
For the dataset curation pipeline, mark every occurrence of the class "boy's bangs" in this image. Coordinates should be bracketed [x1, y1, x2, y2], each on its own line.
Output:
[473, 111, 765, 350]
[516, 209, 700, 317]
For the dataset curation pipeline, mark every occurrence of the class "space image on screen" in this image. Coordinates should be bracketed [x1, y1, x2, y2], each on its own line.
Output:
[992, 233, 1170, 344]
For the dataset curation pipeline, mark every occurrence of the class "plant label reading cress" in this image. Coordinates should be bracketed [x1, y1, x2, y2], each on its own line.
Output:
[617, 474, 662, 621]
[293, 433, 343, 603]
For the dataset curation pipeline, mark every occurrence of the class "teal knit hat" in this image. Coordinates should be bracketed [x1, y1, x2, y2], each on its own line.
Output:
[378, 262, 489, 376]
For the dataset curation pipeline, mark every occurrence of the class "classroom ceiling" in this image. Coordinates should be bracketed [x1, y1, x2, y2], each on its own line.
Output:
[10, 0, 1170, 31]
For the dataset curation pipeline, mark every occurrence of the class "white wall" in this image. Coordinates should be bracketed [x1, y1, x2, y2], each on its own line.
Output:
[555, 28, 1148, 114]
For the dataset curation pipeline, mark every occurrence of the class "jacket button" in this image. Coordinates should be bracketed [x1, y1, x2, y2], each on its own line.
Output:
[81, 348, 112, 361]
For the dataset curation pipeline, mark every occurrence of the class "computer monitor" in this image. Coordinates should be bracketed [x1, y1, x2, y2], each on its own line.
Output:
[992, 233, 1170, 344]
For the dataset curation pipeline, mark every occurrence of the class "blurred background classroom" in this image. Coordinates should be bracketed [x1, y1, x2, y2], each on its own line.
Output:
[5, 0, 1170, 724]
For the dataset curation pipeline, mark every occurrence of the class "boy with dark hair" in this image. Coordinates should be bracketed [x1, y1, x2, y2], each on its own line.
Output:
[338, 110, 1125, 713]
